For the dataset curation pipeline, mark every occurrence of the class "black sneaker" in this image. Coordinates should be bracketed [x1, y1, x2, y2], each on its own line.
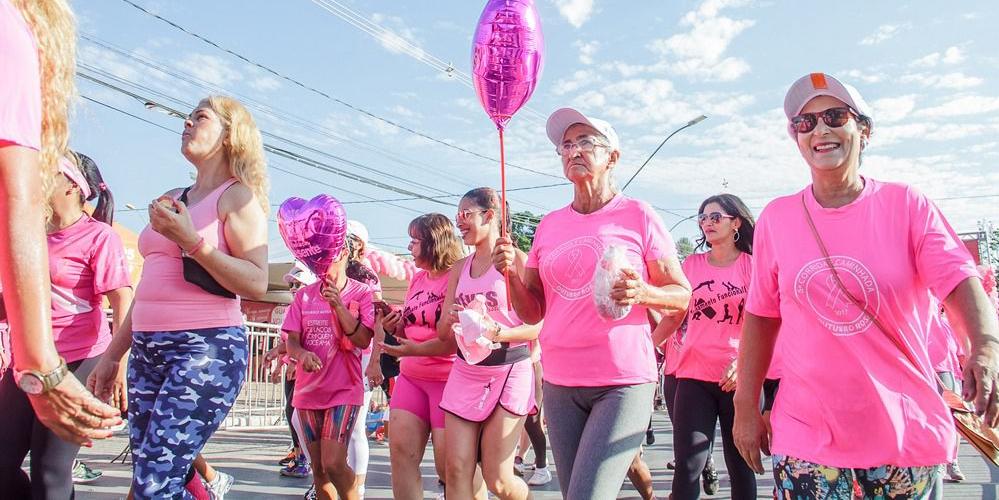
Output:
[702, 461, 720, 496]
[666, 459, 676, 470]
[646, 428, 655, 445]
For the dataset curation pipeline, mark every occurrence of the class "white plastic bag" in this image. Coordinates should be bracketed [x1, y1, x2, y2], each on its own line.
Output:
[453, 294, 501, 364]
[593, 245, 633, 320]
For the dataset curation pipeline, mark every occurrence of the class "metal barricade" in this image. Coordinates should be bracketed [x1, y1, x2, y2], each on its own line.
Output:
[223, 321, 287, 429]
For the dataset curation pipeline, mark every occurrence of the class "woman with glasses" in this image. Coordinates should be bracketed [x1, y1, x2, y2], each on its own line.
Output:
[379, 213, 462, 500]
[733, 73, 999, 498]
[493, 108, 692, 499]
[662, 194, 757, 499]
[438, 187, 540, 500]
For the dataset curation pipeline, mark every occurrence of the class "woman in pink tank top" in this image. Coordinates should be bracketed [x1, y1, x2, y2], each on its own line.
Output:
[87, 96, 270, 499]
[438, 187, 540, 499]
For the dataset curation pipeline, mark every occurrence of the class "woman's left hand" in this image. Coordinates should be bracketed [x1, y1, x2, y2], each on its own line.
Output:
[148, 196, 199, 250]
[963, 342, 999, 427]
[720, 359, 738, 392]
[380, 337, 417, 358]
[611, 268, 647, 307]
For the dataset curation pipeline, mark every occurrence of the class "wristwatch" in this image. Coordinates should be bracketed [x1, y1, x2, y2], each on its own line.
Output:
[14, 357, 69, 395]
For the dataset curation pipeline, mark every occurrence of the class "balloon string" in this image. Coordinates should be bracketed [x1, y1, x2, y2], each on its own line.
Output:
[499, 127, 512, 312]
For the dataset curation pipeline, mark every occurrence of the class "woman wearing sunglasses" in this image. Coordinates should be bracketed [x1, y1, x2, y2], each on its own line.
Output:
[662, 194, 757, 499]
[493, 108, 691, 499]
[733, 73, 999, 498]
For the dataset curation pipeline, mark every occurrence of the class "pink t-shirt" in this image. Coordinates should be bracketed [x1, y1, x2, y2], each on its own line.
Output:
[454, 256, 523, 332]
[133, 179, 243, 331]
[399, 270, 453, 381]
[747, 177, 977, 467]
[926, 303, 960, 375]
[0, 0, 41, 150]
[282, 278, 374, 409]
[663, 326, 683, 376]
[527, 195, 676, 386]
[48, 215, 132, 363]
[674, 252, 751, 382]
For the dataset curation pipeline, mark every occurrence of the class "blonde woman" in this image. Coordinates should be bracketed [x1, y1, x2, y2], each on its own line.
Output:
[0, 0, 122, 462]
[88, 96, 269, 498]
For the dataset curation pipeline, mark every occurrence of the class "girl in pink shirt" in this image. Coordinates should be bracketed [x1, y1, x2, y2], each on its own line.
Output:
[437, 187, 540, 499]
[378, 213, 462, 500]
[733, 73, 999, 499]
[1, 153, 132, 498]
[284, 243, 374, 500]
[493, 108, 692, 499]
[667, 194, 756, 499]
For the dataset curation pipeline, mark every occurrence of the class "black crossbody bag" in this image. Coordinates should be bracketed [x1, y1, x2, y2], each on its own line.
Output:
[179, 187, 236, 299]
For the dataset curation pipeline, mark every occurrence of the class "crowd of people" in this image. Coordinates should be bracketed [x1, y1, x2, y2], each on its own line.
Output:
[2, 1, 999, 500]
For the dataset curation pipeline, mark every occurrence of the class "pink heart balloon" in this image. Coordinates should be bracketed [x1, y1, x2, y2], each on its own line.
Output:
[471, 0, 544, 129]
[277, 195, 348, 276]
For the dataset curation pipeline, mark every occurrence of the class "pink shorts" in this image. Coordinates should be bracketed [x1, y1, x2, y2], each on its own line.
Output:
[440, 358, 536, 422]
[390, 374, 448, 429]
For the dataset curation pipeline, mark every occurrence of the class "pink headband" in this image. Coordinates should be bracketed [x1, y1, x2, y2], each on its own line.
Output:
[58, 157, 92, 199]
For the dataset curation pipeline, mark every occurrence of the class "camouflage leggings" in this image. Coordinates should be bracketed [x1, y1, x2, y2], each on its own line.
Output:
[773, 454, 940, 500]
[128, 327, 247, 499]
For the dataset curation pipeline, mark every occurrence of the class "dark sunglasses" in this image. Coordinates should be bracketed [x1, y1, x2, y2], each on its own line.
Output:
[697, 212, 736, 225]
[790, 107, 858, 134]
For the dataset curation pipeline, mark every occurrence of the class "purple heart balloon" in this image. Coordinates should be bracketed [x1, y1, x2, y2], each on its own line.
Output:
[277, 195, 348, 276]
[471, 0, 544, 130]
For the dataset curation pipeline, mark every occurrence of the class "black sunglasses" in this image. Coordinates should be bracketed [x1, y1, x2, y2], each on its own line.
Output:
[790, 107, 858, 134]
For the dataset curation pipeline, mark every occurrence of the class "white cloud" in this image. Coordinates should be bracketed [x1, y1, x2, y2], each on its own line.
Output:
[647, 0, 754, 82]
[916, 96, 999, 117]
[177, 53, 243, 87]
[370, 13, 424, 58]
[843, 69, 887, 84]
[911, 46, 965, 67]
[552, 69, 599, 96]
[900, 72, 983, 90]
[870, 95, 917, 124]
[552, 0, 595, 28]
[859, 23, 910, 45]
[575, 40, 600, 65]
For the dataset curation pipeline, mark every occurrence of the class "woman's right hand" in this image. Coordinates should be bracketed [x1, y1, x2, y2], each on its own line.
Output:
[366, 361, 384, 388]
[298, 352, 322, 373]
[86, 356, 128, 413]
[733, 400, 770, 475]
[492, 236, 516, 275]
[30, 373, 122, 447]
[381, 310, 403, 335]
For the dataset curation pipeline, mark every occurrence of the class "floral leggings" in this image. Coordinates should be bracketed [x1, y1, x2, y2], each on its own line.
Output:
[774, 455, 939, 499]
[128, 327, 248, 499]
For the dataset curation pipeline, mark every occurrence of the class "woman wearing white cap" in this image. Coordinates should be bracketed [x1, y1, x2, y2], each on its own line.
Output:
[493, 108, 691, 498]
[733, 73, 999, 498]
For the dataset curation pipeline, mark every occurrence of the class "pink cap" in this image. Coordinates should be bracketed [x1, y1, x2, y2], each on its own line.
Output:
[783, 73, 873, 139]
[58, 156, 91, 199]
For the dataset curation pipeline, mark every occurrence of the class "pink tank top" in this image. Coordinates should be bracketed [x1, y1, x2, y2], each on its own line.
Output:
[454, 255, 525, 346]
[132, 179, 243, 331]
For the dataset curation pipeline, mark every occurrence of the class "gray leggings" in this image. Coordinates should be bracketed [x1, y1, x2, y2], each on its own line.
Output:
[543, 381, 656, 499]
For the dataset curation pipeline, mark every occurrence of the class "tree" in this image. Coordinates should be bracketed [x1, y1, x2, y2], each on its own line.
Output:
[511, 210, 542, 252]
[676, 236, 695, 262]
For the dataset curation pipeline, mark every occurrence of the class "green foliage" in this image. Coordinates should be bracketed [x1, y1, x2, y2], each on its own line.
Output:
[676, 236, 696, 262]
[511, 210, 542, 252]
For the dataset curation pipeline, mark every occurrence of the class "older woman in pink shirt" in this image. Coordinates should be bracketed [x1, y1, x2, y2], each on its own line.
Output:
[733, 73, 999, 499]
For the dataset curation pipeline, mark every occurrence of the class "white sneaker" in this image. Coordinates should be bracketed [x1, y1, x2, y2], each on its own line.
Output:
[205, 471, 234, 500]
[514, 461, 534, 476]
[526, 466, 552, 486]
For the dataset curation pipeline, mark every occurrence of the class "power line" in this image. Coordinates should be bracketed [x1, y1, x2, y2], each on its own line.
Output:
[114, 0, 561, 179]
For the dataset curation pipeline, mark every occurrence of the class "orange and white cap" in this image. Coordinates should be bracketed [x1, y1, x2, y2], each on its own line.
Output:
[783, 73, 873, 138]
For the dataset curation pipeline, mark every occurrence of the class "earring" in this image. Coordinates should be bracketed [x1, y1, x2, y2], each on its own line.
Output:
[734, 230, 741, 242]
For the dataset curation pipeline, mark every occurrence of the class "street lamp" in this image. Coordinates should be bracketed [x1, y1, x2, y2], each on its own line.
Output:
[143, 100, 189, 120]
[622, 115, 707, 191]
[670, 213, 698, 231]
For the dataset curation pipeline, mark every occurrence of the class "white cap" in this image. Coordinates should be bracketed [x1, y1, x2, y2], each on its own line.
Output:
[283, 261, 317, 286]
[546, 107, 620, 151]
[783, 73, 874, 139]
[347, 220, 369, 245]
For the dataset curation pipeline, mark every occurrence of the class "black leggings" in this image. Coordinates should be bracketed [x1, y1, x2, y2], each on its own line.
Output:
[0, 356, 100, 499]
[671, 378, 756, 500]
[523, 360, 547, 468]
[283, 378, 300, 450]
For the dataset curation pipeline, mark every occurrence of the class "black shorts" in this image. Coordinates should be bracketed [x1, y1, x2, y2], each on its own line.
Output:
[762, 378, 780, 412]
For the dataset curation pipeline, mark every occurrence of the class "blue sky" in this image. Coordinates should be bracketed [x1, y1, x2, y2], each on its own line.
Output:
[71, 0, 999, 261]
